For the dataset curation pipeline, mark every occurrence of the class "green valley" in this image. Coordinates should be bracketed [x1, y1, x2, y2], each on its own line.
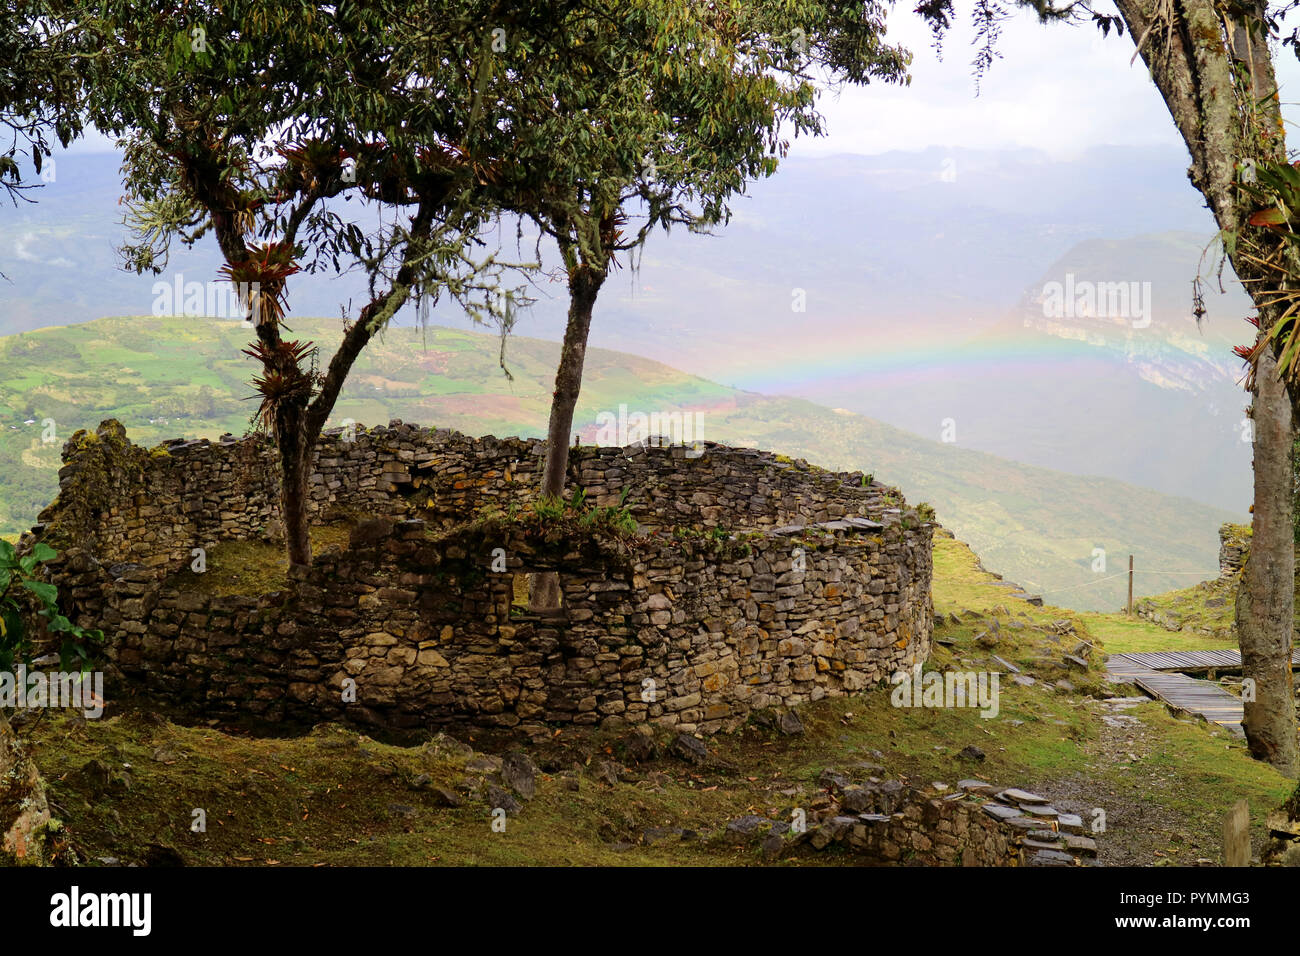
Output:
[0, 314, 1242, 611]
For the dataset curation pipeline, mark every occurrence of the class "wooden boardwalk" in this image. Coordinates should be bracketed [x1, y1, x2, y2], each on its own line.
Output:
[1120, 649, 1300, 675]
[1107, 652, 1247, 735]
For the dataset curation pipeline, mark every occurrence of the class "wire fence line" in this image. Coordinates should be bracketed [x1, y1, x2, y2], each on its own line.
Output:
[1020, 568, 1223, 596]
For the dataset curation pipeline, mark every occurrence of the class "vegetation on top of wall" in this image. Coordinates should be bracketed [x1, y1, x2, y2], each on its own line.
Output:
[1222, 522, 1253, 545]
[472, 488, 641, 544]
[37, 419, 150, 550]
[529, 488, 639, 537]
[665, 525, 758, 560]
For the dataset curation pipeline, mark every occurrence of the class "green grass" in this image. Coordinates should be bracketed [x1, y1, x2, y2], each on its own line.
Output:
[1076, 611, 1229, 655]
[934, 528, 1250, 657]
[164, 522, 356, 596]
[1130, 575, 1237, 639]
[931, 530, 1021, 615]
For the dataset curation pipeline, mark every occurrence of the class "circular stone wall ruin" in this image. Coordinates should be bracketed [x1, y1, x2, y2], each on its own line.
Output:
[25, 419, 934, 734]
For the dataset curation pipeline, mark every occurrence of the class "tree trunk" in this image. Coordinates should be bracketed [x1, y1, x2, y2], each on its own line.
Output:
[541, 269, 604, 498]
[276, 402, 316, 568]
[530, 266, 605, 612]
[1112, 0, 1298, 773]
[1237, 342, 1298, 775]
[274, 205, 431, 570]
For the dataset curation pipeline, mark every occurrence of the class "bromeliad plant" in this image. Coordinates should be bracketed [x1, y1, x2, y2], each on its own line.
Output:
[1229, 157, 1300, 385]
[0, 540, 102, 674]
[241, 339, 319, 431]
[527, 488, 639, 537]
[218, 241, 300, 327]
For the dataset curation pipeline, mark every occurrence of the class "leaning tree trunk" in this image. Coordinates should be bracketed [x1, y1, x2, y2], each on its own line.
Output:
[1237, 341, 1299, 775]
[1113, 0, 1298, 772]
[530, 266, 605, 612]
[259, 206, 431, 571]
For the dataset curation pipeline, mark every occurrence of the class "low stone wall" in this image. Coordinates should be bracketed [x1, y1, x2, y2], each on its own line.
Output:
[723, 774, 1097, 866]
[49, 510, 931, 733]
[801, 781, 1026, 866]
[27, 420, 934, 734]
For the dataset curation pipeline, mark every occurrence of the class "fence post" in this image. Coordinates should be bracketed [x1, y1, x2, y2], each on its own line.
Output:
[1224, 799, 1250, 866]
[1127, 555, 1134, 616]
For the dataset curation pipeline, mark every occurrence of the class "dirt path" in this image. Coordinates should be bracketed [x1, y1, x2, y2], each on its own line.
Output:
[1036, 686, 1232, 866]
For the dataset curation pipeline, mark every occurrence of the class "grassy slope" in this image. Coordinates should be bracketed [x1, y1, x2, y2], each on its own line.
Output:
[0, 316, 1240, 612]
[21, 531, 1291, 867]
[1105, 528, 1300, 653]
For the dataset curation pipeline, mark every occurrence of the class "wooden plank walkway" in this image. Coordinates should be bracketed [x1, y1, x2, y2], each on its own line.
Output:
[1107, 652, 1245, 735]
[1121, 649, 1300, 674]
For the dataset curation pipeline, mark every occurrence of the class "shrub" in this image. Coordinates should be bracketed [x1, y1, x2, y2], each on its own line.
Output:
[0, 540, 103, 672]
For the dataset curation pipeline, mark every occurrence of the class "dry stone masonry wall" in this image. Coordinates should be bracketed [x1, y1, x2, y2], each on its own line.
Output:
[1218, 523, 1250, 578]
[26, 419, 934, 734]
[726, 774, 1098, 866]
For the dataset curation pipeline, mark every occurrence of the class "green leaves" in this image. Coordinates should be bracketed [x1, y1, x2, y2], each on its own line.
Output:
[1237, 158, 1300, 238]
[21, 580, 58, 605]
[0, 606, 19, 643]
[1231, 158, 1300, 386]
[0, 1, 89, 205]
[461, 0, 908, 270]
[0, 537, 99, 673]
[0, 530, 53, 578]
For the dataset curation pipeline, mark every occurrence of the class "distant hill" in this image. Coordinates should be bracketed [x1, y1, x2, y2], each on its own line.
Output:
[0, 315, 1241, 611]
[0, 148, 1252, 516]
[0, 146, 1214, 340]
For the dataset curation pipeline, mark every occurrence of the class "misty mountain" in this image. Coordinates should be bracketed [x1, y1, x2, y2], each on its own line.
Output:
[0, 145, 1254, 516]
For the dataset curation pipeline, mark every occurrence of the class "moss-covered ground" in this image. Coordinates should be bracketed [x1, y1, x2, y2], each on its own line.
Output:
[15, 532, 1294, 867]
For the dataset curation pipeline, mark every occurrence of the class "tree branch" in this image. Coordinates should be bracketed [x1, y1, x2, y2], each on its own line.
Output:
[305, 200, 436, 437]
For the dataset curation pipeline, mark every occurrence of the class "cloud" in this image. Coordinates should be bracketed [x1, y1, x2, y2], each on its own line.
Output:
[803, 6, 1300, 160]
[12, 232, 39, 262]
[11, 231, 75, 269]
[61, 129, 119, 154]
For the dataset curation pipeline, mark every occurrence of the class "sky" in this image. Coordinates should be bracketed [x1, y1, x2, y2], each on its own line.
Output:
[803, 2, 1300, 160]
